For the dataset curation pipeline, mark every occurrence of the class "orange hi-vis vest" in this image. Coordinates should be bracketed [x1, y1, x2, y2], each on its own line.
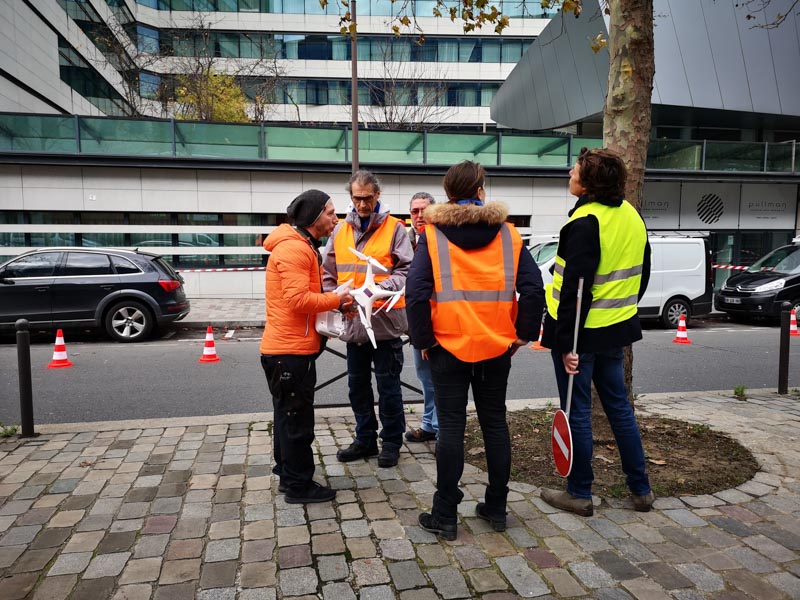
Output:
[427, 222, 522, 363]
[334, 217, 406, 309]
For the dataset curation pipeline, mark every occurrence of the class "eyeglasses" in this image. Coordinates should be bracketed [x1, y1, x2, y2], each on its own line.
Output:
[410, 208, 424, 215]
[352, 195, 375, 204]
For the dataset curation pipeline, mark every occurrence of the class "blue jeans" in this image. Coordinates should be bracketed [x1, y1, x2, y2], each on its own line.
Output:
[551, 348, 651, 500]
[413, 347, 438, 434]
[430, 346, 512, 524]
[346, 339, 406, 450]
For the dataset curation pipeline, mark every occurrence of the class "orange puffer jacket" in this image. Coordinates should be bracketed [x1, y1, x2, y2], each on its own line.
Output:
[259, 224, 340, 356]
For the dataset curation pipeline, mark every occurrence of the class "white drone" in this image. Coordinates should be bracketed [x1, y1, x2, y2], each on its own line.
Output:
[346, 247, 405, 349]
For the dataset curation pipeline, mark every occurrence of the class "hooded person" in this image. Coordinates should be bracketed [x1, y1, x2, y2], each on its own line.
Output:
[406, 160, 545, 540]
[260, 189, 353, 504]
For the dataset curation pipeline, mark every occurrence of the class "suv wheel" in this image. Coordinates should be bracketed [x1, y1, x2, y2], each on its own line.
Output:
[662, 297, 690, 329]
[105, 300, 153, 342]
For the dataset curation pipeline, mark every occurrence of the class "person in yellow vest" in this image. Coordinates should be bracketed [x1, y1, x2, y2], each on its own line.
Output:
[407, 161, 545, 540]
[322, 170, 413, 468]
[540, 148, 655, 517]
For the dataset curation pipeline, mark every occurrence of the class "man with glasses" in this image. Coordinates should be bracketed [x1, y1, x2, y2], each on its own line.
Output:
[405, 192, 439, 444]
[323, 170, 413, 468]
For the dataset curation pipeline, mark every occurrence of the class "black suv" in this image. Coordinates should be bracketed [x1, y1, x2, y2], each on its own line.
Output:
[715, 240, 800, 320]
[0, 248, 190, 342]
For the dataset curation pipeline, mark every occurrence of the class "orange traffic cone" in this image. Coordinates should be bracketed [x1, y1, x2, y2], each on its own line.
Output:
[672, 314, 692, 345]
[791, 309, 799, 337]
[530, 322, 546, 350]
[47, 329, 74, 369]
[199, 326, 220, 363]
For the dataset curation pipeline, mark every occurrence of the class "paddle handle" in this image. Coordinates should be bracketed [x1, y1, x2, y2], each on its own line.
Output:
[564, 277, 584, 418]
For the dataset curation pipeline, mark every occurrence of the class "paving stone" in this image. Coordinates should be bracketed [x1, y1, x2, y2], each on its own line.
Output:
[12, 546, 58, 572]
[322, 581, 356, 600]
[541, 567, 585, 597]
[726, 545, 779, 573]
[568, 561, 615, 589]
[30, 527, 72, 549]
[318, 554, 349, 581]
[48, 551, 93, 576]
[200, 560, 237, 588]
[1, 524, 41, 545]
[142, 515, 178, 534]
[112, 583, 154, 600]
[243, 520, 274, 540]
[97, 531, 137, 554]
[398, 589, 439, 600]
[592, 549, 643, 580]
[83, 551, 131, 579]
[277, 508, 307, 527]
[417, 544, 449, 566]
[620, 577, 672, 600]
[765, 571, 800, 599]
[4, 572, 42, 599]
[153, 582, 199, 600]
[31, 574, 77, 600]
[278, 566, 319, 596]
[208, 519, 240, 540]
[0, 544, 26, 568]
[742, 534, 797, 562]
[494, 554, 550, 597]
[341, 519, 371, 538]
[118, 556, 163, 584]
[707, 515, 754, 537]
[662, 509, 708, 527]
[204, 538, 240, 562]
[240, 558, 277, 587]
[674, 562, 725, 592]
[313, 532, 346, 555]
[159, 558, 201, 584]
[379, 538, 415, 560]
[724, 568, 786, 600]
[469, 567, 509, 593]
[239, 589, 277, 600]
[197, 588, 236, 600]
[133, 534, 170, 558]
[278, 525, 310, 547]
[388, 560, 427, 590]
[639, 561, 694, 589]
[427, 566, 472, 599]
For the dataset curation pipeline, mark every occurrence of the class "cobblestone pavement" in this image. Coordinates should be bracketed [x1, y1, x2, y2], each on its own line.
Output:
[1, 390, 798, 599]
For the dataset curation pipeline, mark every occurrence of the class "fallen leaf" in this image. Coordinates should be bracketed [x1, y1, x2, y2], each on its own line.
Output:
[605, 444, 616, 451]
[649, 458, 667, 465]
[595, 455, 614, 464]
[468, 448, 484, 456]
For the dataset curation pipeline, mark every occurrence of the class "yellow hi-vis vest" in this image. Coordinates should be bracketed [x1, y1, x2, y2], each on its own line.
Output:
[333, 217, 406, 309]
[546, 200, 646, 329]
[428, 222, 521, 362]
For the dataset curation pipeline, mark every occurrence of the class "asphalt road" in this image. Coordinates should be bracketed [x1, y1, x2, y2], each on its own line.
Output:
[1, 319, 799, 425]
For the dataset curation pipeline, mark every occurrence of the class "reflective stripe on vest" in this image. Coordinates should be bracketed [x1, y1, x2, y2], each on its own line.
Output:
[547, 200, 645, 328]
[428, 222, 521, 362]
[333, 217, 406, 308]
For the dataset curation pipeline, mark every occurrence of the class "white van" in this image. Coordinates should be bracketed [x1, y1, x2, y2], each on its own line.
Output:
[531, 234, 713, 327]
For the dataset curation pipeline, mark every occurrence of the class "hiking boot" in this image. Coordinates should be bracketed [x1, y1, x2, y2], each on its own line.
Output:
[405, 427, 436, 443]
[418, 512, 457, 541]
[540, 488, 593, 517]
[377, 446, 400, 468]
[336, 441, 378, 463]
[285, 481, 336, 504]
[475, 502, 507, 532]
[632, 491, 655, 512]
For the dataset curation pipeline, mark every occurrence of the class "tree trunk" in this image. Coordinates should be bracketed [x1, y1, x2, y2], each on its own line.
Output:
[602, 0, 655, 405]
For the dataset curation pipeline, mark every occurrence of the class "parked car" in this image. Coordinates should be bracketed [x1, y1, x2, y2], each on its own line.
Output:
[532, 234, 713, 327]
[715, 239, 800, 320]
[0, 248, 190, 342]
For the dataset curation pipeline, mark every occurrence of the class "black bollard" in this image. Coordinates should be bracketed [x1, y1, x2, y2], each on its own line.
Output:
[778, 302, 791, 395]
[16, 319, 36, 437]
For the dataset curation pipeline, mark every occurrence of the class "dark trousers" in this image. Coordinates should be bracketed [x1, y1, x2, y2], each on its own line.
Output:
[346, 339, 406, 450]
[429, 346, 512, 524]
[261, 354, 316, 492]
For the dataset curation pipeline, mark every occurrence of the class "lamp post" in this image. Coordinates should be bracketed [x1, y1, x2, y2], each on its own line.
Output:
[350, 0, 359, 172]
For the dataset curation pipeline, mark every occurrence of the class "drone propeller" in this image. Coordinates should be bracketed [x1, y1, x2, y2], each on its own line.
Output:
[383, 287, 404, 312]
[349, 247, 388, 273]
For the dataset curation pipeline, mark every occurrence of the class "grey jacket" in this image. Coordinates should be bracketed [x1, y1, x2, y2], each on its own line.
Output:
[323, 202, 413, 344]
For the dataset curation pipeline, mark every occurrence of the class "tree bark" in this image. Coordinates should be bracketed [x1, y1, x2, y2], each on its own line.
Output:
[603, 0, 655, 405]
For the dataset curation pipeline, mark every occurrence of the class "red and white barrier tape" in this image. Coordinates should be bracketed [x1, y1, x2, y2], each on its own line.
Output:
[177, 267, 266, 273]
[712, 264, 748, 271]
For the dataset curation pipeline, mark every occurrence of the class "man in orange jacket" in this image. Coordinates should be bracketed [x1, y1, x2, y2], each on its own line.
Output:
[260, 190, 353, 504]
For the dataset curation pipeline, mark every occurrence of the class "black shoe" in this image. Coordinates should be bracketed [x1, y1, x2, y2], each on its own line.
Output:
[418, 512, 457, 541]
[285, 481, 336, 504]
[405, 427, 437, 443]
[336, 441, 378, 463]
[377, 446, 400, 468]
[278, 481, 287, 494]
[475, 502, 507, 532]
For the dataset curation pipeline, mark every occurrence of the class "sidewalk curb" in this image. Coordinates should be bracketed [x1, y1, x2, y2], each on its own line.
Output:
[31, 390, 741, 435]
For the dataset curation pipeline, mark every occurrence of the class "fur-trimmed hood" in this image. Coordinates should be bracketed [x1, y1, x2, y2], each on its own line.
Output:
[422, 201, 510, 251]
[424, 201, 508, 227]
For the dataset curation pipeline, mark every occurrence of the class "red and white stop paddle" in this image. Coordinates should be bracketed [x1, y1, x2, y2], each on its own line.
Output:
[552, 277, 584, 477]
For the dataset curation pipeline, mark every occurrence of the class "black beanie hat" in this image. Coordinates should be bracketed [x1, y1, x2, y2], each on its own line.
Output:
[287, 189, 331, 228]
